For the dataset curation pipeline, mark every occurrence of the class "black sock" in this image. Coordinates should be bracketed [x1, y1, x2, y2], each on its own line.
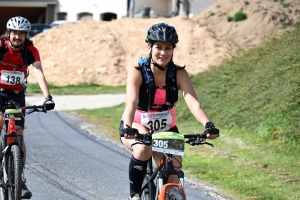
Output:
[129, 155, 148, 196]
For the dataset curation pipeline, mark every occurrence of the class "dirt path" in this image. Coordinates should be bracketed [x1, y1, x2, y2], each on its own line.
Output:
[25, 94, 126, 111]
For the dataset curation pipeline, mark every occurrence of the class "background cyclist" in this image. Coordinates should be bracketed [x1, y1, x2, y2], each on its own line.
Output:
[0, 16, 55, 199]
[119, 22, 219, 200]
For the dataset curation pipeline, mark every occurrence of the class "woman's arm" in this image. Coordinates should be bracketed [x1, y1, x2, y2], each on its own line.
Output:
[122, 66, 142, 128]
[177, 69, 210, 127]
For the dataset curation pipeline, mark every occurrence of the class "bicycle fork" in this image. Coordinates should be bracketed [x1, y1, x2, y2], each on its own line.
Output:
[156, 156, 186, 200]
[156, 171, 185, 199]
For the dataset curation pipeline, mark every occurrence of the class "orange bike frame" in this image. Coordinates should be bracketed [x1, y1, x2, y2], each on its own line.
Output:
[158, 183, 186, 200]
[7, 118, 18, 145]
[155, 156, 187, 200]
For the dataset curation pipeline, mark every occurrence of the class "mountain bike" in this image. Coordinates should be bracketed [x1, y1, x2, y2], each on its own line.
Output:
[0, 92, 46, 200]
[131, 130, 214, 200]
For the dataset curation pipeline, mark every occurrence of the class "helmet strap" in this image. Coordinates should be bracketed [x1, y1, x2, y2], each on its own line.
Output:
[151, 59, 168, 71]
[149, 49, 168, 71]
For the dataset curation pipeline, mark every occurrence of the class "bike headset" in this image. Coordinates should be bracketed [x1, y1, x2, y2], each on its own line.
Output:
[142, 23, 179, 118]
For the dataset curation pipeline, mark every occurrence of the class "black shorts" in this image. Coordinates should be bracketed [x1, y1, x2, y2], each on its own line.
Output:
[0, 91, 25, 129]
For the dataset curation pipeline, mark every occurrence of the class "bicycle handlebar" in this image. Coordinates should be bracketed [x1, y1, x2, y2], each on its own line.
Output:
[0, 90, 47, 115]
[121, 130, 214, 147]
[184, 132, 214, 147]
[21, 105, 47, 114]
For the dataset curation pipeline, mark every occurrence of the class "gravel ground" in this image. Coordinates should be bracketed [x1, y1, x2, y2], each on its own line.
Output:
[25, 93, 126, 110]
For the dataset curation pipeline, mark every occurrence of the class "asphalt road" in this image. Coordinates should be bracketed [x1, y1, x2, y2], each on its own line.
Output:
[23, 108, 230, 200]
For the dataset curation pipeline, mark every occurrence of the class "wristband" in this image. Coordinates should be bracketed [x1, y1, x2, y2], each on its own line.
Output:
[45, 95, 52, 101]
[205, 122, 214, 129]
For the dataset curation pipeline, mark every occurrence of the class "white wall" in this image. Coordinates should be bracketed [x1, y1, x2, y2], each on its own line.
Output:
[53, 0, 218, 22]
[55, 0, 127, 21]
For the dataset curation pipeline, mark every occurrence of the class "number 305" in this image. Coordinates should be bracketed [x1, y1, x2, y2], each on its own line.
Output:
[153, 140, 168, 148]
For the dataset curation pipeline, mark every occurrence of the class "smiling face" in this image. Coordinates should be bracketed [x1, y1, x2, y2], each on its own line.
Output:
[150, 41, 174, 68]
[9, 30, 27, 49]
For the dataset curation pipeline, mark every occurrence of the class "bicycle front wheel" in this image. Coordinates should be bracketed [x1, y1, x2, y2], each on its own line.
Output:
[141, 174, 155, 200]
[4, 145, 22, 200]
[0, 175, 5, 200]
[167, 187, 185, 200]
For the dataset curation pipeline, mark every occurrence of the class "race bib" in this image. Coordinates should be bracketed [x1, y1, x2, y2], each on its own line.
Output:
[1, 70, 25, 85]
[141, 110, 172, 131]
[152, 132, 185, 156]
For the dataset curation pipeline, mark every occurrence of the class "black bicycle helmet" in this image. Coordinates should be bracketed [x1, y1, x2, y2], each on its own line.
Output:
[145, 23, 179, 45]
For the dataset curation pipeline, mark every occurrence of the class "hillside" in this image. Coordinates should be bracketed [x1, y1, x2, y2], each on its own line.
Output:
[30, 0, 300, 86]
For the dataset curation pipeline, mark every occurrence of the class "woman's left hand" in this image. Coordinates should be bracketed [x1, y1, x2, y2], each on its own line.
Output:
[204, 122, 219, 139]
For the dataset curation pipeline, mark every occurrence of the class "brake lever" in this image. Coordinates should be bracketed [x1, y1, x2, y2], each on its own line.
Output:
[26, 106, 47, 114]
[201, 141, 214, 147]
[185, 139, 214, 147]
[27, 109, 35, 114]
[185, 139, 198, 146]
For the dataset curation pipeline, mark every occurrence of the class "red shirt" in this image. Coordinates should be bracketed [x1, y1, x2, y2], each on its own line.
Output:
[0, 39, 40, 91]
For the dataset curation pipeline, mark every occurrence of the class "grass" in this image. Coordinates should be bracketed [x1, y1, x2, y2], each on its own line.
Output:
[73, 104, 125, 141]
[33, 23, 300, 200]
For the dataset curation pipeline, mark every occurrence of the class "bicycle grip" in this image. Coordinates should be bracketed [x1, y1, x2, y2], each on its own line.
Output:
[199, 132, 208, 139]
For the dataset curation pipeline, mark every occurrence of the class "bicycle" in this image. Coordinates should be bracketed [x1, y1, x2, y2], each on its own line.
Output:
[0, 92, 46, 200]
[129, 130, 214, 200]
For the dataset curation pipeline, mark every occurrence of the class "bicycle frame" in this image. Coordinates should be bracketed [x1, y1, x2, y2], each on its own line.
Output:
[156, 154, 185, 199]
[138, 131, 213, 200]
[2, 111, 24, 186]
[0, 101, 25, 200]
[0, 95, 46, 200]
[142, 153, 186, 200]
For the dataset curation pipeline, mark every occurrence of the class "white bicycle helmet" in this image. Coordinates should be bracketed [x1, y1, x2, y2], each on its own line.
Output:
[6, 16, 31, 32]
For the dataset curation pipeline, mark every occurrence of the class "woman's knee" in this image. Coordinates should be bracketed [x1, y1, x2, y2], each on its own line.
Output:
[132, 144, 152, 160]
[134, 143, 152, 153]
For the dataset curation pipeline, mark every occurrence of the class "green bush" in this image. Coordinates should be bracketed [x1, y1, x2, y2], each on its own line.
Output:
[282, 3, 290, 8]
[233, 12, 247, 22]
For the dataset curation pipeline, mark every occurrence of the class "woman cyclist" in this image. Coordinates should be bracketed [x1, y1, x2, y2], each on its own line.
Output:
[119, 22, 219, 200]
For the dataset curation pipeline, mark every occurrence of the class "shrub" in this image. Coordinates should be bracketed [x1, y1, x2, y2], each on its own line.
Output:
[233, 12, 247, 22]
[282, 3, 290, 8]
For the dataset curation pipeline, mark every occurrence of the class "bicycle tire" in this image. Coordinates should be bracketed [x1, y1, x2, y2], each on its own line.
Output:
[0, 175, 5, 200]
[4, 145, 22, 200]
[141, 174, 155, 200]
[167, 187, 185, 200]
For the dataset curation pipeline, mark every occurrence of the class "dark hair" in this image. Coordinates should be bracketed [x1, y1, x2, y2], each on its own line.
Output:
[0, 30, 33, 45]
